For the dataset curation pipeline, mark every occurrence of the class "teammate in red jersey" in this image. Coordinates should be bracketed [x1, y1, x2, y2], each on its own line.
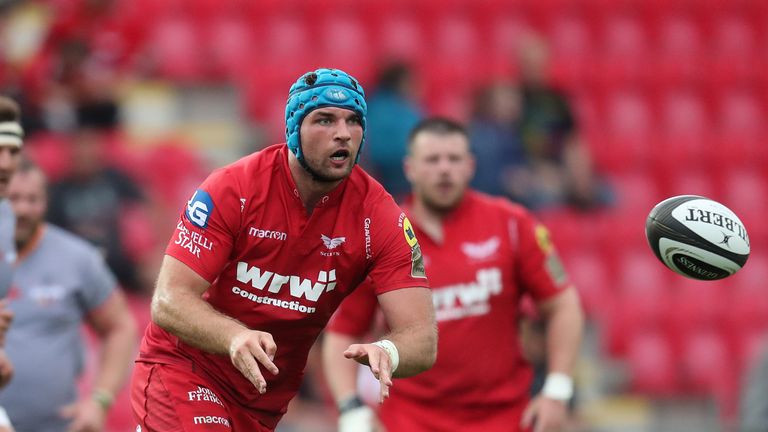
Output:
[130, 68, 437, 432]
[323, 117, 584, 432]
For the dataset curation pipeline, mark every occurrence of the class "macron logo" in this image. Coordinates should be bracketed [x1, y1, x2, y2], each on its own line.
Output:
[321, 234, 346, 250]
[236, 263, 337, 302]
[193, 416, 230, 427]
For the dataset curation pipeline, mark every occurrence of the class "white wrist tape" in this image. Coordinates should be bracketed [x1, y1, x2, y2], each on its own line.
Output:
[541, 372, 574, 401]
[372, 339, 399, 373]
[0, 406, 11, 427]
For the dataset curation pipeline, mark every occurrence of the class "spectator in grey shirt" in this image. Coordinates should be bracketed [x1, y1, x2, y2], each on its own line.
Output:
[0, 161, 137, 432]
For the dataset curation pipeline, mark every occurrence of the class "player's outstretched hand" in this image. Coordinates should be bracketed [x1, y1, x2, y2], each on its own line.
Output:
[229, 330, 279, 394]
[521, 395, 568, 432]
[60, 398, 105, 432]
[343, 343, 393, 403]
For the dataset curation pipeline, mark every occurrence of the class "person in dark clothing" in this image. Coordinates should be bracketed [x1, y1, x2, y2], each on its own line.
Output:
[47, 108, 146, 292]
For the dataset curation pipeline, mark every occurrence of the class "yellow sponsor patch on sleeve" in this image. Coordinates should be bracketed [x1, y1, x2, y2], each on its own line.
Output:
[535, 224, 554, 255]
[403, 217, 419, 248]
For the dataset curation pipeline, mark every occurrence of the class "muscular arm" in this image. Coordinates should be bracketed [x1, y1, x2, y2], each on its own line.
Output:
[151, 255, 246, 355]
[87, 289, 138, 401]
[536, 287, 583, 376]
[341, 286, 436, 397]
[337, 286, 436, 402]
[377, 287, 437, 377]
[151, 255, 279, 392]
[521, 287, 583, 432]
[61, 289, 138, 431]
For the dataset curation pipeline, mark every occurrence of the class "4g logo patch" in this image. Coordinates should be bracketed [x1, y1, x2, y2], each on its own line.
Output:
[186, 189, 215, 229]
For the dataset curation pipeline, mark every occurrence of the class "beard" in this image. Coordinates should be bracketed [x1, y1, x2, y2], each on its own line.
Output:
[14, 217, 41, 251]
[421, 188, 463, 215]
[300, 148, 356, 183]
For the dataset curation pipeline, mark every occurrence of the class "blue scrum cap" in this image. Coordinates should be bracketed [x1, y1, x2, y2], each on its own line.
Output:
[285, 68, 367, 163]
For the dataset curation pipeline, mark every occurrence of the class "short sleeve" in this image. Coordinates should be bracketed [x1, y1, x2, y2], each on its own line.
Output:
[514, 211, 572, 302]
[165, 168, 240, 283]
[77, 246, 118, 312]
[326, 279, 378, 337]
[366, 198, 428, 295]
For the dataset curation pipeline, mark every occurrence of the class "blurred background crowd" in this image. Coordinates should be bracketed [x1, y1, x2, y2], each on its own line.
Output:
[1, 0, 767, 430]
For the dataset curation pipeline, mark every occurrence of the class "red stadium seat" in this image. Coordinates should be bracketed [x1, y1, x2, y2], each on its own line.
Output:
[597, 15, 651, 87]
[660, 90, 708, 139]
[598, 90, 655, 171]
[654, 90, 711, 172]
[669, 279, 728, 340]
[716, 90, 768, 166]
[626, 331, 678, 395]
[432, 15, 480, 60]
[317, 15, 373, 81]
[546, 14, 595, 87]
[207, 17, 257, 82]
[262, 15, 313, 61]
[375, 14, 427, 62]
[680, 330, 733, 395]
[609, 172, 660, 215]
[709, 15, 758, 87]
[655, 14, 706, 88]
[149, 16, 204, 81]
[723, 169, 767, 217]
[487, 14, 533, 59]
[713, 15, 757, 59]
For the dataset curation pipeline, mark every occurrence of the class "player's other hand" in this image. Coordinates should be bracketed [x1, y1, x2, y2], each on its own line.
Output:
[521, 396, 568, 432]
[60, 398, 106, 432]
[343, 343, 393, 403]
[229, 329, 279, 394]
[338, 404, 375, 432]
[0, 349, 12, 389]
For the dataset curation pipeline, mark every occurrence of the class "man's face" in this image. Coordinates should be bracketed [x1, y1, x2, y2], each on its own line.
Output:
[0, 146, 21, 198]
[298, 107, 363, 183]
[405, 131, 475, 213]
[8, 170, 47, 247]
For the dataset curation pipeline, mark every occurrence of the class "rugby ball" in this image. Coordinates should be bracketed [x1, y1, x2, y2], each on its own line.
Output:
[645, 195, 750, 280]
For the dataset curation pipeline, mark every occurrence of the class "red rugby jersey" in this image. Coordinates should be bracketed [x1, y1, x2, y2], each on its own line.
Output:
[138, 144, 427, 428]
[328, 191, 571, 426]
